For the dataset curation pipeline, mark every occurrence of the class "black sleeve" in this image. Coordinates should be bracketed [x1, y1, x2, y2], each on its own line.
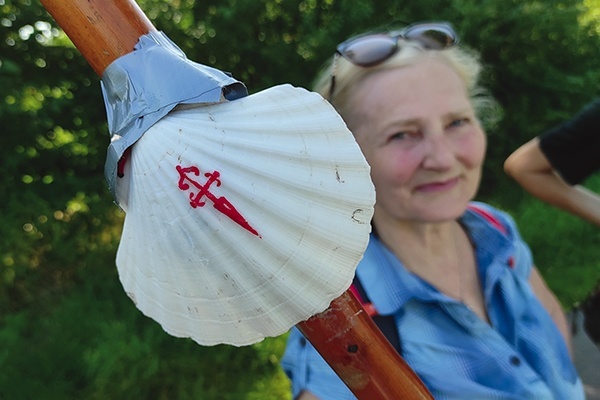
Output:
[538, 98, 600, 185]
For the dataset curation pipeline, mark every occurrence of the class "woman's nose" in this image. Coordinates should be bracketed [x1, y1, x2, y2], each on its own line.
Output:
[421, 134, 454, 170]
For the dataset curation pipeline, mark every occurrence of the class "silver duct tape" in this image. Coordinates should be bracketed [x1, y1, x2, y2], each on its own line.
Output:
[101, 31, 247, 204]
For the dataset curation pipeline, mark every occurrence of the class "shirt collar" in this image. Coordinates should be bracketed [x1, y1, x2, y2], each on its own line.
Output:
[355, 204, 515, 315]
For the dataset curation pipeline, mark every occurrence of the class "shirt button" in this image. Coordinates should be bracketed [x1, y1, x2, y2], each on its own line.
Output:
[299, 337, 307, 347]
[509, 356, 521, 366]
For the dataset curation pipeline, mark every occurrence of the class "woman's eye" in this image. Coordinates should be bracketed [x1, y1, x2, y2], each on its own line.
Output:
[390, 132, 409, 140]
[448, 118, 469, 129]
[390, 129, 420, 141]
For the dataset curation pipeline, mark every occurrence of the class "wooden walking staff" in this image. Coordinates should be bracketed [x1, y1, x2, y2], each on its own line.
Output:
[297, 292, 432, 399]
[39, 1, 433, 398]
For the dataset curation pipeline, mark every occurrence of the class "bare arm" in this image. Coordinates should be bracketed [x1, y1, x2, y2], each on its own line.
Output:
[528, 266, 572, 357]
[504, 137, 600, 226]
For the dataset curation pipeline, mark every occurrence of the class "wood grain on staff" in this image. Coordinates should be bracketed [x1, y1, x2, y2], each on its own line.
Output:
[39, 0, 156, 76]
[298, 291, 433, 399]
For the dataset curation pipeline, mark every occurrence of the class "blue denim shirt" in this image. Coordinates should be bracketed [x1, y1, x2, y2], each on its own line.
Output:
[281, 202, 584, 399]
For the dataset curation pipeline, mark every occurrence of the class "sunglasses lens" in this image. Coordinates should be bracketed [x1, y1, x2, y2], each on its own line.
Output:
[339, 35, 397, 67]
[330, 22, 458, 99]
[404, 24, 457, 49]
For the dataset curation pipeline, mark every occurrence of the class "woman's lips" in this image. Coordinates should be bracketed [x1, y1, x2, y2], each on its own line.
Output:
[415, 177, 460, 193]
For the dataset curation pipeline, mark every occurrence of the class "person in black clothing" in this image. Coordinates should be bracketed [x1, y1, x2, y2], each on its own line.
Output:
[504, 98, 600, 226]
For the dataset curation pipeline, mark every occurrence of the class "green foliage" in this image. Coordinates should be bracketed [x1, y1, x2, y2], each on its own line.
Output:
[1, 0, 599, 398]
[0, 265, 291, 399]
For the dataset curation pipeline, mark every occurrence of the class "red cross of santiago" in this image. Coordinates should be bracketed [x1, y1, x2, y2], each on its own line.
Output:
[176, 165, 260, 237]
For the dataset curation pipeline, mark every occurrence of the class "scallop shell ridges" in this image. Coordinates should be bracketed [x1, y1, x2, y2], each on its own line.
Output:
[115, 84, 375, 346]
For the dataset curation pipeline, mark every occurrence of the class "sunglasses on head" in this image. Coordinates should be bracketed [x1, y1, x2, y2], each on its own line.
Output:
[329, 22, 459, 99]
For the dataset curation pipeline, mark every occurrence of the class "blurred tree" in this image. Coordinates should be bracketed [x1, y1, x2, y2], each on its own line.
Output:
[0, 0, 114, 314]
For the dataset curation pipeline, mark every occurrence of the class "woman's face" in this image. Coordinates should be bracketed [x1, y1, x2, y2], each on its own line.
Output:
[348, 57, 486, 224]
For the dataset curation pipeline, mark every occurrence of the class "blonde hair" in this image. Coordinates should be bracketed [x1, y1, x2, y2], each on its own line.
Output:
[314, 40, 499, 129]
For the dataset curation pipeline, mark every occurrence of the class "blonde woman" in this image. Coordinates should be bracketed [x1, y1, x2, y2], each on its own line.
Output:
[282, 22, 584, 400]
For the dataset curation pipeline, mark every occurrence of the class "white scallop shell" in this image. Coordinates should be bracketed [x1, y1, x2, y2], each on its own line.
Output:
[115, 84, 375, 346]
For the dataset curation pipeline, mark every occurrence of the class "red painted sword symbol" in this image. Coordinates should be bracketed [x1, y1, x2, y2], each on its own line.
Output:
[176, 165, 260, 237]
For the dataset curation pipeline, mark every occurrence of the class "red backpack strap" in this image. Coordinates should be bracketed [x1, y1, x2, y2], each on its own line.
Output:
[467, 203, 514, 268]
[467, 203, 507, 235]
